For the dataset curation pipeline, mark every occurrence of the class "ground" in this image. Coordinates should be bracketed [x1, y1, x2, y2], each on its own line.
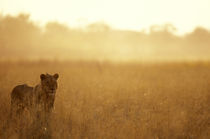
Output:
[0, 61, 209, 138]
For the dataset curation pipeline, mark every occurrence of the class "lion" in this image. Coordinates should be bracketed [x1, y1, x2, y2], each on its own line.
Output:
[9, 73, 59, 138]
[10, 73, 59, 117]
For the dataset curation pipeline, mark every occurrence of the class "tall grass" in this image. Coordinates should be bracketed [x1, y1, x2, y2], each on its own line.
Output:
[0, 61, 209, 138]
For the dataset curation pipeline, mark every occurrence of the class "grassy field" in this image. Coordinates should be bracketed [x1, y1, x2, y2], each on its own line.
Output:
[0, 61, 209, 138]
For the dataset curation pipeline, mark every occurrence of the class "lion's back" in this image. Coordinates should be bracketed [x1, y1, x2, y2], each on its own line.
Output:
[11, 84, 34, 105]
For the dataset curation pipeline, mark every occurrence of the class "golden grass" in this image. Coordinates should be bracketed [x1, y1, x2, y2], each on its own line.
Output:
[0, 61, 209, 138]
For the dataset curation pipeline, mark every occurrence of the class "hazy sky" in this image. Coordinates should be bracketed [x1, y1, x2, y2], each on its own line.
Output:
[1, 0, 210, 34]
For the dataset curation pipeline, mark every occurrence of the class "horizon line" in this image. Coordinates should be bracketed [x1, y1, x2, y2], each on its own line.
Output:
[1, 12, 210, 36]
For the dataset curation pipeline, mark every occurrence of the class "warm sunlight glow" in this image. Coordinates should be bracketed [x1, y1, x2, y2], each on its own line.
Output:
[1, 0, 210, 34]
[0, 0, 210, 61]
[0, 1, 209, 139]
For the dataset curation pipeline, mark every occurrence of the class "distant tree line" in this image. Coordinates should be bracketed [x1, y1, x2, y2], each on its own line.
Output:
[0, 13, 210, 61]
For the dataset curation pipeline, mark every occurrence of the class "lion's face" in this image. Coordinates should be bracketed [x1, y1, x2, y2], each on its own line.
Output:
[40, 73, 59, 95]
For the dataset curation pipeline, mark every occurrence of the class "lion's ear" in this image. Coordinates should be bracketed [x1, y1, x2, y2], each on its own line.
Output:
[54, 73, 59, 80]
[40, 74, 46, 81]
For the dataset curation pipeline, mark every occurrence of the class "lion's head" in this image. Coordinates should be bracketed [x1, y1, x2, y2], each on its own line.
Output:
[40, 73, 59, 95]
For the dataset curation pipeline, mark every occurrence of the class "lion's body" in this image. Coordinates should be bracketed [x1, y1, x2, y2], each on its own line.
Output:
[10, 84, 54, 117]
[11, 84, 34, 109]
[10, 74, 59, 118]
[9, 74, 59, 138]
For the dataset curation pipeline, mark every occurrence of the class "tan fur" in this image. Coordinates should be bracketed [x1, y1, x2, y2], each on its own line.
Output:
[10, 73, 59, 119]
